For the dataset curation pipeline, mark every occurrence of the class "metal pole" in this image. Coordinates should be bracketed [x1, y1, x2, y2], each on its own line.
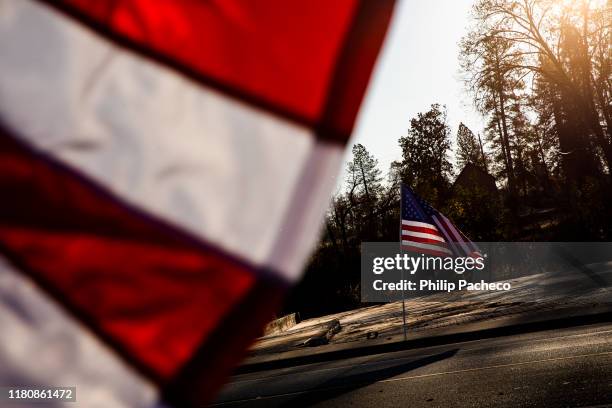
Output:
[399, 185, 408, 341]
[401, 273, 407, 341]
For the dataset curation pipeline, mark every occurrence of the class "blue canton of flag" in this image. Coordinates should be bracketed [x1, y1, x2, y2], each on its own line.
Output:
[401, 184, 481, 257]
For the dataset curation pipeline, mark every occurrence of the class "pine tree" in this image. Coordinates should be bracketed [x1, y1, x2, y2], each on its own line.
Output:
[346, 143, 383, 202]
[397, 104, 453, 205]
[456, 122, 488, 171]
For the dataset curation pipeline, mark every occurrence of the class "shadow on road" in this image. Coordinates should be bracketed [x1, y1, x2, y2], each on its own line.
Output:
[281, 348, 459, 407]
[553, 246, 611, 289]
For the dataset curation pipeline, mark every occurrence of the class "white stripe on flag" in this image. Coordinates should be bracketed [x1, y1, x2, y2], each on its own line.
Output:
[401, 230, 445, 242]
[0, 0, 343, 282]
[401, 241, 452, 255]
[266, 143, 342, 275]
[0, 257, 161, 408]
[401, 220, 438, 230]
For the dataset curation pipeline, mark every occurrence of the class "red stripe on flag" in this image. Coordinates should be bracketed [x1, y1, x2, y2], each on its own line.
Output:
[317, 0, 396, 140]
[402, 235, 449, 246]
[39, 0, 395, 141]
[0, 228, 256, 379]
[162, 280, 285, 406]
[401, 245, 449, 258]
[0, 132, 279, 382]
[401, 225, 442, 236]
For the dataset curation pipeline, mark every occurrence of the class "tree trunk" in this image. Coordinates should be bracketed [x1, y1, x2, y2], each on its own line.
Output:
[493, 52, 517, 196]
[579, 2, 612, 174]
[477, 132, 488, 172]
[535, 130, 553, 192]
[495, 92, 517, 196]
[359, 164, 371, 201]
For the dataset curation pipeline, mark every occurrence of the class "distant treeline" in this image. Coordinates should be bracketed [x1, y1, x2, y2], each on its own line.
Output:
[284, 0, 611, 318]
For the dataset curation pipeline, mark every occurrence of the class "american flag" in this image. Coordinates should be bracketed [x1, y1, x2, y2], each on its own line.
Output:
[0, 1, 395, 406]
[401, 184, 481, 257]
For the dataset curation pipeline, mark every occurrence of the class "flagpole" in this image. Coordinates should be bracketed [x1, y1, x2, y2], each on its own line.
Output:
[399, 185, 408, 342]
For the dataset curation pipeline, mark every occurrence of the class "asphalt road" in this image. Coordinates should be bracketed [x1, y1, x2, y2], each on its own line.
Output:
[212, 322, 612, 407]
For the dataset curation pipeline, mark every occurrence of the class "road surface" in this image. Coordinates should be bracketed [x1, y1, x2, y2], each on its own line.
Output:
[213, 322, 612, 407]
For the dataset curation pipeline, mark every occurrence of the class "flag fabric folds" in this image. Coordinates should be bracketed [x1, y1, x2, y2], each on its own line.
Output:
[400, 184, 481, 258]
[0, 0, 395, 406]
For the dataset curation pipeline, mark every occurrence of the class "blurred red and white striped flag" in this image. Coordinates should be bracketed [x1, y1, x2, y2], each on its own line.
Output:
[0, 0, 395, 406]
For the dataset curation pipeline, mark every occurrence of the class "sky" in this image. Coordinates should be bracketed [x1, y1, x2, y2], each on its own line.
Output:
[337, 0, 486, 190]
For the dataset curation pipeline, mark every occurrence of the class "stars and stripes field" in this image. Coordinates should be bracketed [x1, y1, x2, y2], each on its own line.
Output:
[401, 184, 481, 258]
